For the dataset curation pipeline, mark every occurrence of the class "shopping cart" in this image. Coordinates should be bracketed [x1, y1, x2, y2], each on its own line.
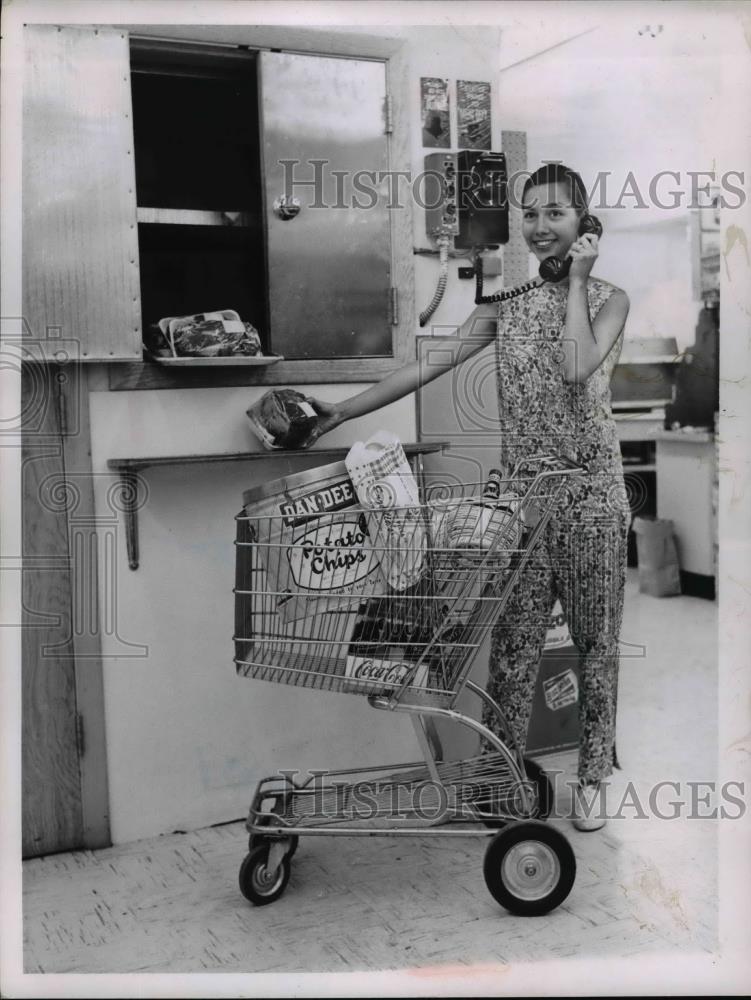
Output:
[233, 453, 583, 916]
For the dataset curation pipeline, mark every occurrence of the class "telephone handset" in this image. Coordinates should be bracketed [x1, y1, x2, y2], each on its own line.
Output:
[474, 212, 603, 304]
[538, 213, 603, 283]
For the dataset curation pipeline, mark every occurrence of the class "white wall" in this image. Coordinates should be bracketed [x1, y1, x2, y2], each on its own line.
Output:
[91, 24, 503, 843]
[497, 6, 727, 351]
[89, 385, 418, 842]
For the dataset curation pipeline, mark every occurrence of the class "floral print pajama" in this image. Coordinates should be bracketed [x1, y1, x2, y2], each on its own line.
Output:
[482, 277, 631, 784]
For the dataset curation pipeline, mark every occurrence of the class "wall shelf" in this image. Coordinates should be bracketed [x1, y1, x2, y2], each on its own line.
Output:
[107, 441, 448, 570]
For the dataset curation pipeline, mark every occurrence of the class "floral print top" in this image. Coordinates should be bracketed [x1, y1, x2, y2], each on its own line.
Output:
[495, 277, 630, 518]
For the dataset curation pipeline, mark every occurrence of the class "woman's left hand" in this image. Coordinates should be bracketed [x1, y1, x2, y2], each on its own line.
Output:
[567, 232, 599, 282]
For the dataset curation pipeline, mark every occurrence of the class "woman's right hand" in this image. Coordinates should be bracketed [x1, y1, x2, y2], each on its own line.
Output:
[300, 396, 344, 448]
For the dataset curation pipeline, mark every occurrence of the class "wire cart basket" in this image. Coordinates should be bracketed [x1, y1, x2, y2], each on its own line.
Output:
[233, 453, 583, 916]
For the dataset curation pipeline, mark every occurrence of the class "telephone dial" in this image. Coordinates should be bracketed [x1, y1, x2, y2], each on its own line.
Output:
[475, 213, 603, 304]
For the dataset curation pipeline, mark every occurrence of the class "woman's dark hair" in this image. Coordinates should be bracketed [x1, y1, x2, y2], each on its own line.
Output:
[522, 164, 589, 213]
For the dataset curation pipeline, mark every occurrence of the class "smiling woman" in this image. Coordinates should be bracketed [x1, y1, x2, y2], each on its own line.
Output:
[306, 162, 632, 832]
[483, 163, 631, 829]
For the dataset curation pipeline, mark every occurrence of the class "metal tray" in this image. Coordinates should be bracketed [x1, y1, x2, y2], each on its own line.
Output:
[147, 353, 283, 367]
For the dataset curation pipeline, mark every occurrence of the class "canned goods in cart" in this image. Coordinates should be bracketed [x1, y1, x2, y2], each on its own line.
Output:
[429, 495, 522, 627]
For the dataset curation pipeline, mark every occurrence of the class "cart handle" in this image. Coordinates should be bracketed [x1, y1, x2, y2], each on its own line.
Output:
[513, 453, 584, 475]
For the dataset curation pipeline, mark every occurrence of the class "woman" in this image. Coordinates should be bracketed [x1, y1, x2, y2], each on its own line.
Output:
[306, 163, 631, 831]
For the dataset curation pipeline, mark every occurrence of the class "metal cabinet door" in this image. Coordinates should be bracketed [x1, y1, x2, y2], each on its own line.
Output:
[259, 51, 392, 359]
[23, 25, 142, 360]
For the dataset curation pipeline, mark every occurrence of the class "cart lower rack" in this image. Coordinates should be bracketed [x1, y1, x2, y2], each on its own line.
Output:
[233, 453, 583, 915]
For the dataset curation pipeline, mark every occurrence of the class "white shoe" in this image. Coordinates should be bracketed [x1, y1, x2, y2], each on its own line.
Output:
[573, 782, 607, 832]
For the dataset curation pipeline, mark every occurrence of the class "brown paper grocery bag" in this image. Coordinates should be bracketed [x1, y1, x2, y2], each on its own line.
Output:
[632, 517, 682, 597]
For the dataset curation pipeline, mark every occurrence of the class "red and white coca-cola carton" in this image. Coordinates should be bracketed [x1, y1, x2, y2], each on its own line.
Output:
[343, 654, 429, 692]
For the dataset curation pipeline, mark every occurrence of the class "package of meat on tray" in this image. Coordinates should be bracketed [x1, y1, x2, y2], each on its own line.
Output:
[246, 389, 319, 450]
[146, 309, 263, 358]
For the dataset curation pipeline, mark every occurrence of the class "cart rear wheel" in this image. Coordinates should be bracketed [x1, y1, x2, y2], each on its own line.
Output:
[239, 845, 291, 906]
[477, 759, 553, 827]
[477, 796, 506, 829]
[483, 821, 575, 916]
[521, 758, 553, 820]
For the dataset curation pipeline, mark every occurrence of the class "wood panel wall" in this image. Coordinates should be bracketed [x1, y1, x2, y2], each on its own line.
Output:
[22, 363, 83, 856]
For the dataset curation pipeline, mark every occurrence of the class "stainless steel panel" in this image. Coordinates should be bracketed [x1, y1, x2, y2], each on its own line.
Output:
[260, 51, 391, 358]
[23, 26, 142, 359]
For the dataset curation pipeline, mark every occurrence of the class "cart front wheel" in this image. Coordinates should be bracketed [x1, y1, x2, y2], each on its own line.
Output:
[248, 830, 299, 859]
[248, 793, 299, 858]
[483, 821, 575, 916]
[249, 815, 299, 859]
[239, 846, 291, 906]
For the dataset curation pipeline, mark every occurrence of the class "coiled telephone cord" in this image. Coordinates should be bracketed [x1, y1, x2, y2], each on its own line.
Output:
[474, 254, 541, 304]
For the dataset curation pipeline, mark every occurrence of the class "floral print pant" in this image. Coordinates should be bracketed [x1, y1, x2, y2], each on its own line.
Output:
[482, 508, 630, 785]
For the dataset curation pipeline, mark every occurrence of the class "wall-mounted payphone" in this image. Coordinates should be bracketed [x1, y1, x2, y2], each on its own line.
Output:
[420, 149, 511, 325]
[423, 150, 509, 248]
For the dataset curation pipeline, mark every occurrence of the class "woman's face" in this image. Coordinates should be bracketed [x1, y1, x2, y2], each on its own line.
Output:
[522, 181, 582, 262]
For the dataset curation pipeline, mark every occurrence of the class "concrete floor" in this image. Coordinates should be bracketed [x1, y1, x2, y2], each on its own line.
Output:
[23, 571, 718, 975]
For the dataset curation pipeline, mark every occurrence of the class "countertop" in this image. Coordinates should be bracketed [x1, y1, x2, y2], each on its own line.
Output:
[650, 428, 715, 444]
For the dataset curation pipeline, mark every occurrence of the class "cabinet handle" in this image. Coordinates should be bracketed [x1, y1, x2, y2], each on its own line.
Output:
[272, 195, 301, 221]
